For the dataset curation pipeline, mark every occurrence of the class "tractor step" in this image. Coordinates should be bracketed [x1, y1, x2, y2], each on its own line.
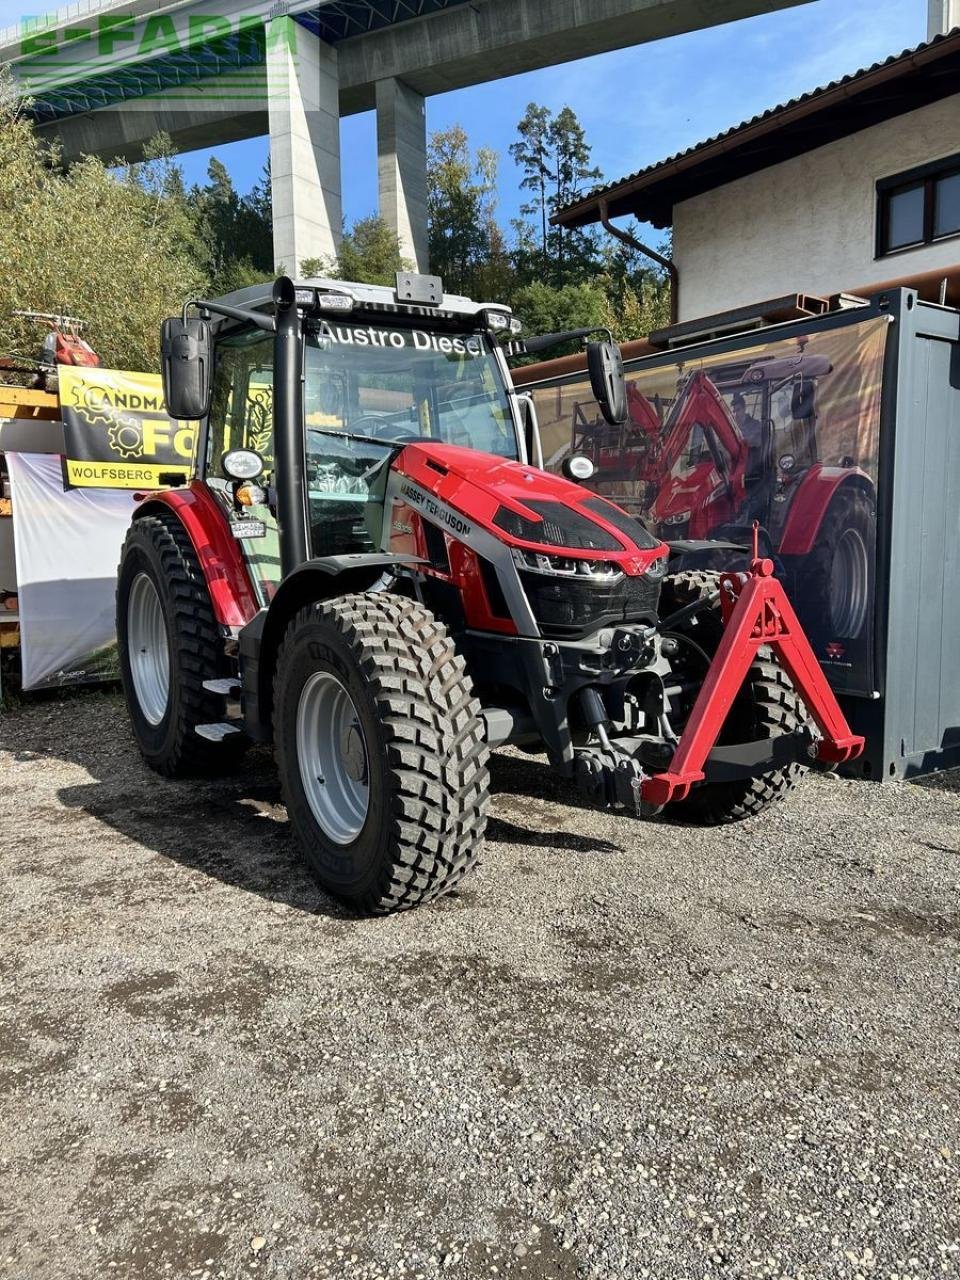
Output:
[203, 678, 241, 696]
[195, 722, 242, 742]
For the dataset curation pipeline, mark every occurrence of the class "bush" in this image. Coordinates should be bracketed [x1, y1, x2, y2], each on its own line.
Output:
[0, 86, 207, 372]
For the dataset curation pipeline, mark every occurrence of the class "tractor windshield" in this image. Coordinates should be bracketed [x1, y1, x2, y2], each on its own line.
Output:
[302, 321, 517, 557]
[304, 322, 516, 453]
[206, 320, 518, 600]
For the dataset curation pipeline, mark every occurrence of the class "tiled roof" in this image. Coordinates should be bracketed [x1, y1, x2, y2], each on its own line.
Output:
[557, 25, 960, 229]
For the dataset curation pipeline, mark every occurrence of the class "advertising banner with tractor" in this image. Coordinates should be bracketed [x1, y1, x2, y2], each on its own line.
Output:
[59, 366, 197, 489]
[528, 314, 889, 696]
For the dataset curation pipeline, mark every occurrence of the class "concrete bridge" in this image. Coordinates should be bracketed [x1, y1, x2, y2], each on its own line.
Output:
[1, 0, 820, 273]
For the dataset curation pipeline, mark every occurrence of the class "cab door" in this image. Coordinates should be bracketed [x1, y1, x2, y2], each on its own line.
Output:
[206, 327, 282, 604]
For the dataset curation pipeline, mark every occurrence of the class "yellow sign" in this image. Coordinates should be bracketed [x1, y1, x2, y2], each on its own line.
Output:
[62, 460, 191, 489]
[59, 366, 198, 490]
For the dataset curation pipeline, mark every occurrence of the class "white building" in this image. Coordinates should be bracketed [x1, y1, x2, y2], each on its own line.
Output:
[557, 22, 960, 327]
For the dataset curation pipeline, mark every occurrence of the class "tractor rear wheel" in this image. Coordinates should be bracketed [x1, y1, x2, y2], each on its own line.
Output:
[660, 570, 805, 824]
[797, 485, 875, 642]
[117, 512, 244, 777]
[273, 593, 489, 914]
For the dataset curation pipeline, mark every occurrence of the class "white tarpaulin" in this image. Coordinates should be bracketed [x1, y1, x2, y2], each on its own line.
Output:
[7, 452, 137, 690]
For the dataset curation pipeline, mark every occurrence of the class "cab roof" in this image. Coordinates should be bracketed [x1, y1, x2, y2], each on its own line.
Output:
[213, 276, 510, 328]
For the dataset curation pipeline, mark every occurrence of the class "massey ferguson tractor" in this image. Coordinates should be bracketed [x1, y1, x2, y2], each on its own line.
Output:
[575, 348, 876, 648]
[116, 274, 863, 914]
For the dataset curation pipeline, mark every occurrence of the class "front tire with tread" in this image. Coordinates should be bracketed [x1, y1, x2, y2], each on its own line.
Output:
[273, 593, 489, 914]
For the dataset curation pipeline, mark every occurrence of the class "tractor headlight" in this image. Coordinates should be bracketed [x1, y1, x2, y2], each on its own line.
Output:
[662, 509, 691, 526]
[511, 547, 623, 581]
[222, 448, 265, 481]
[643, 553, 668, 582]
[317, 292, 354, 313]
[483, 309, 523, 336]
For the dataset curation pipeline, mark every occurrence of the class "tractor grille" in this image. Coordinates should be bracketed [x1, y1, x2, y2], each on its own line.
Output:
[519, 571, 662, 639]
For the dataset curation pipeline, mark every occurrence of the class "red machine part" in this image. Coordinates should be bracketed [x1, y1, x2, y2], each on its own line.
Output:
[447, 539, 518, 635]
[778, 465, 872, 556]
[391, 500, 518, 635]
[54, 331, 100, 367]
[397, 442, 664, 575]
[649, 371, 749, 536]
[641, 527, 864, 807]
[135, 482, 259, 628]
[627, 383, 662, 440]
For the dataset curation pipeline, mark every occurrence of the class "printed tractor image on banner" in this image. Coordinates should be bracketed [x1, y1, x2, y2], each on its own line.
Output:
[59, 366, 197, 489]
[529, 315, 889, 696]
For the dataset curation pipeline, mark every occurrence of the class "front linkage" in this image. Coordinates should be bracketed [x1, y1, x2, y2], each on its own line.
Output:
[641, 526, 864, 812]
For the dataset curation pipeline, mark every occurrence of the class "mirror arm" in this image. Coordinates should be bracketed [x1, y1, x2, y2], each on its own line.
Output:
[184, 299, 275, 334]
[508, 325, 613, 359]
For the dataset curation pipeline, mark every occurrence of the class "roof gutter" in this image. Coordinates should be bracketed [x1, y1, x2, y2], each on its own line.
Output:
[598, 199, 679, 326]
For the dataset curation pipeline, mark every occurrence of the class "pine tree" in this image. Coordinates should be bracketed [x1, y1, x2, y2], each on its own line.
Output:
[548, 106, 601, 287]
[509, 103, 552, 273]
[427, 126, 498, 296]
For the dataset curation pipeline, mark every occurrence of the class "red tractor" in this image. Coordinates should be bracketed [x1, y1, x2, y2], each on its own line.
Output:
[579, 346, 876, 648]
[116, 275, 862, 914]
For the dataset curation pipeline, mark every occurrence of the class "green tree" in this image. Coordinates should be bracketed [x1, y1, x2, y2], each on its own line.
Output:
[596, 225, 672, 340]
[510, 280, 607, 353]
[301, 214, 407, 285]
[510, 103, 601, 288]
[509, 103, 552, 270]
[0, 94, 207, 372]
[548, 106, 601, 287]
[427, 125, 500, 297]
[186, 156, 273, 295]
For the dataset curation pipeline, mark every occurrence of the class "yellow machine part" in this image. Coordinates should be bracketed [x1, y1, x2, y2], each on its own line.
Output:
[0, 385, 60, 421]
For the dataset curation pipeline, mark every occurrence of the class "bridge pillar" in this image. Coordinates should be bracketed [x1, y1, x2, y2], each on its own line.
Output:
[266, 16, 341, 274]
[376, 77, 429, 272]
[929, 0, 960, 36]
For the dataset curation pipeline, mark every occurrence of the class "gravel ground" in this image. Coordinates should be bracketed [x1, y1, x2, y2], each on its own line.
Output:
[1, 690, 959, 1280]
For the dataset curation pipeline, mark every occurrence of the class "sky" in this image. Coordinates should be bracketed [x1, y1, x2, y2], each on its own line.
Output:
[2, 0, 929, 233]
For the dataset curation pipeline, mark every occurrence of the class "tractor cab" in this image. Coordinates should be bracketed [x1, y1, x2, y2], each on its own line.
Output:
[198, 280, 526, 605]
[708, 345, 835, 536]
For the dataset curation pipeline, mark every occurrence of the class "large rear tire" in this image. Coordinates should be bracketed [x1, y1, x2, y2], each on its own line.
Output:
[117, 512, 244, 777]
[660, 570, 805, 824]
[797, 485, 875, 642]
[273, 593, 489, 914]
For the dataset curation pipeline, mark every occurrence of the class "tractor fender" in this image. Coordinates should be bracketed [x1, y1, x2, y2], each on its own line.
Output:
[132, 482, 258, 628]
[778, 465, 874, 557]
[239, 553, 425, 741]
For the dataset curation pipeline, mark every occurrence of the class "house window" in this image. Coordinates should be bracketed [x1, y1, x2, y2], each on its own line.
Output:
[877, 154, 960, 257]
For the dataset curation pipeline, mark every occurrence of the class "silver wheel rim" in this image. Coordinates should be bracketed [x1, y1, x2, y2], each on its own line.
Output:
[296, 671, 370, 845]
[127, 572, 170, 726]
[829, 526, 870, 639]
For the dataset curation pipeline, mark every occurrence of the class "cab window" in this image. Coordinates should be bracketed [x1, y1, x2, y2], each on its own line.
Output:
[207, 328, 280, 604]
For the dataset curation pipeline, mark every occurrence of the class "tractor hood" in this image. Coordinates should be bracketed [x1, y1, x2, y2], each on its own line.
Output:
[394, 441, 667, 574]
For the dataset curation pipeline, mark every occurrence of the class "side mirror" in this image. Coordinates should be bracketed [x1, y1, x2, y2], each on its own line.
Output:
[161, 316, 212, 419]
[791, 377, 816, 421]
[587, 340, 627, 427]
[562, 454, 596, 483]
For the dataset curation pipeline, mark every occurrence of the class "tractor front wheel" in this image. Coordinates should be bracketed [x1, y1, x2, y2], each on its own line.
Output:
[273, 593, 489, 913]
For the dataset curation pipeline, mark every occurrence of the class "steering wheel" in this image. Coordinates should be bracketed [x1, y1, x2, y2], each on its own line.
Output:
[349, 415, 422, 442]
